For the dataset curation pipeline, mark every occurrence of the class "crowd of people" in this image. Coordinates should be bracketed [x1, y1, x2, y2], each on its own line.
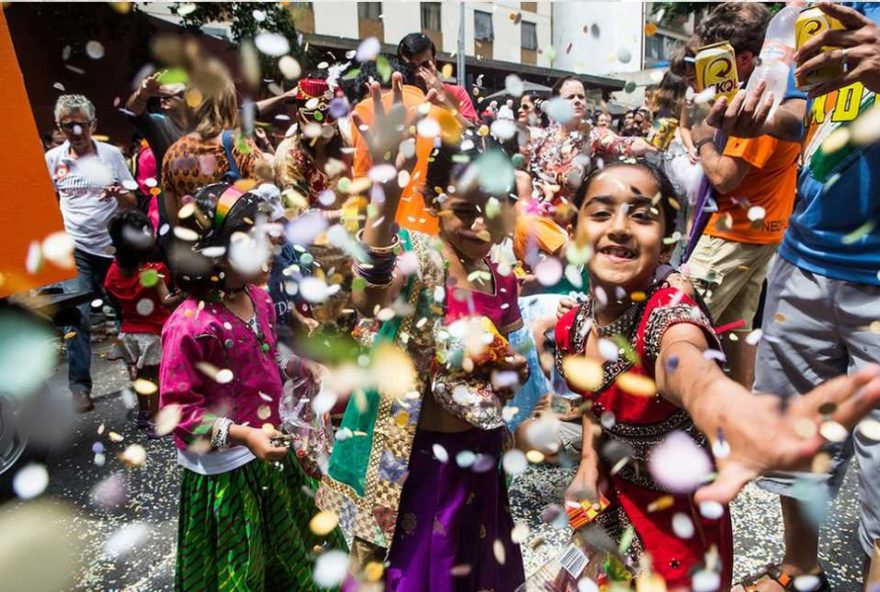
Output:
[40, 2, 880, 591]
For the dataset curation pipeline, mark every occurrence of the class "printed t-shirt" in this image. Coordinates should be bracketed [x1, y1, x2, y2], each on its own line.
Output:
[45, 140, 136, 257]
[777, 2, 880, 285]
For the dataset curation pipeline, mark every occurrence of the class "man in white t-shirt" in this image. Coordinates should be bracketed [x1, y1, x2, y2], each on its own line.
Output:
[45, 94, 136, 412]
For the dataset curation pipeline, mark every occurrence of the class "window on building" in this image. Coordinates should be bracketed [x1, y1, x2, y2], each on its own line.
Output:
[421, 2, 441, 31]
[474, 10, 493, 41]
[521, 21, 537, 50]
[645, 32, 684, 68]
[358, 2, 382, 21]
[521, 2, 538, 12]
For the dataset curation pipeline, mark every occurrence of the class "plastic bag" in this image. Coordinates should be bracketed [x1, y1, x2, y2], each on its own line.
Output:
[278, 375, 334, 478]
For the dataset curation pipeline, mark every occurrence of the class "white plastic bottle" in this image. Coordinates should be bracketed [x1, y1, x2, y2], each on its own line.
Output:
[745, 4, 801, 117]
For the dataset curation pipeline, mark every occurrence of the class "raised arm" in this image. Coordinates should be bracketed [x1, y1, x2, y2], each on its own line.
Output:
[350, 73, 414, 317]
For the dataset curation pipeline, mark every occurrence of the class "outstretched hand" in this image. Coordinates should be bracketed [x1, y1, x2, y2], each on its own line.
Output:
[695, 365, 880, 504]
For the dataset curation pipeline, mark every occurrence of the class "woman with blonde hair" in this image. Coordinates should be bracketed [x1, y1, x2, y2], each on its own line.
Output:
[161, 58, 271, 226]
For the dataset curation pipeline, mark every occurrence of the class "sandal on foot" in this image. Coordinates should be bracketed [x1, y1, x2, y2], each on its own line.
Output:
[736, 564, 830, 592]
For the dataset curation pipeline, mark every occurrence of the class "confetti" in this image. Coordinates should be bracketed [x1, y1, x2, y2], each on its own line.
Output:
[747, 206, 766, 222]
[525, 449, 545, 463]
[275, 55, 302, 81]
[432, 443, 449, 463]
[645, 21, 658, 37]
[562, 356, 603, 392]
[215, 369, 234, 384]
[745, 329, 763, 345]
[13, 463, 49, 499]
[356, 37, 381, 62]
[133, 378, 158, 395]
[821, 127, 850, 154]
[647, 495, 675, 513]
[108, 432, 124, 443]
[534, 257, 563, 286]
[441, 63, 454, 80]
[493, 538, 506, 564]
[91, 473, 128, 510]
[672, 512, 695, 538]
[154, 404, 182, 436]
[135, 298, 155, 317]
[648, 431, 713, 493]
[456, 450, 476, 468]
[505, 74, 524, 98]
[103, 522, 152, 560]
[502, 449, 528, 476]
[699, 500, 724, 520]
[819, 420, 848, 443]
[254, 32, 290, 57]
[615, 372, 656, 397]
[617, 47, 632, 64]
[85, 40, 105, 59]
[364, 561, 384, 582]
[119, 444, 147, 468]
[692, 570, 721, 592]
[544, 97, 574, 124]
[850, 106, 880, 145]
[309, 510, 339, 535]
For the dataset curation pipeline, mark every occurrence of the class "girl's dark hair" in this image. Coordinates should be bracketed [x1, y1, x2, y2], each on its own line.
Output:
[551, 75, 583, 96]
[573, 160, 680, 238]
[170, 182, 262, 298]
[424, 136, 514, 208]
[345, 58, 417, 103]
[108, 209, 157, 269]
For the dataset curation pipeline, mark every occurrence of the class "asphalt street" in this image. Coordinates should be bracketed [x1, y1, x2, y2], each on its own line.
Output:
[13, 341, 867, 591]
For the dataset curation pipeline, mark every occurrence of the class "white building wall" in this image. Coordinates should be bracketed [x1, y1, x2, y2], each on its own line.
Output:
[312, 1, 360, 40]
[552, 1, 644, 75]
[380, 2, 421, 47]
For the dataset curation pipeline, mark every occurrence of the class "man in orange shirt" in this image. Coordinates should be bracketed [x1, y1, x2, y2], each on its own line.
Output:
[685, 3, 800, 385]
[351, 59, 462, 235]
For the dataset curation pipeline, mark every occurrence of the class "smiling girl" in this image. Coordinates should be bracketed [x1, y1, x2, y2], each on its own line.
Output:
[546, 160, 880, 589]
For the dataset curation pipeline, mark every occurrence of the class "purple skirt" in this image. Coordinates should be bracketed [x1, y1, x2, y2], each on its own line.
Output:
[385, 427, 525, 592]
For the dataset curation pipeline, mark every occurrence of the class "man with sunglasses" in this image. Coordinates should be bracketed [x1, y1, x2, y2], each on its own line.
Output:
[45, 94, 137, 413]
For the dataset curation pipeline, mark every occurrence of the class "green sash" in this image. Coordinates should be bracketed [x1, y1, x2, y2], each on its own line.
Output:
[315, 229, 444, 551]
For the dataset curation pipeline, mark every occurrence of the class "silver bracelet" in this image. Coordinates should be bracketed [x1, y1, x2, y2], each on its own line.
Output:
[211, 417, 234, 450]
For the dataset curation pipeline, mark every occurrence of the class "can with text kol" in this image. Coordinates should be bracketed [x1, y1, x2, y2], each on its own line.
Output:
[795, 6, 845, 90]
[695, 41, 739, 102]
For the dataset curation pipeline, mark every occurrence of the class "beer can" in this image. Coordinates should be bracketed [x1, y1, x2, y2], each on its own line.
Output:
[795, 6, 845, 90]
[649, 117, 680, 150]
[695, 41, 739, 102]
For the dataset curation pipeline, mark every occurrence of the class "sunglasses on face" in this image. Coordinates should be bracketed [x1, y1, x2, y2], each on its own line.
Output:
[59, 121, 91, 132]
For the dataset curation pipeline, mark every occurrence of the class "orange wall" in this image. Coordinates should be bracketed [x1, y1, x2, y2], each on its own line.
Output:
[0, 9, 72, 297]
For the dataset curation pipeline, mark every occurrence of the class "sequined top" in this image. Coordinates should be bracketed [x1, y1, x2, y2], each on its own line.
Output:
[273, 135, 351, 210]
[159, 285, 283, 451]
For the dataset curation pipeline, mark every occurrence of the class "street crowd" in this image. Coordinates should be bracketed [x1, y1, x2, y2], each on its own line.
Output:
[38, 2, 880, 591]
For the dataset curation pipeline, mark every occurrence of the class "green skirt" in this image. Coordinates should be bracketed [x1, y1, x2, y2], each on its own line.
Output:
[176, 451, 347, 592]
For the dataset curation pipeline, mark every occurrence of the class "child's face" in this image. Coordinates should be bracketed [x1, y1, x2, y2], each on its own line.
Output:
[578, 165, 669, 294]
[438, 191, 509, 262]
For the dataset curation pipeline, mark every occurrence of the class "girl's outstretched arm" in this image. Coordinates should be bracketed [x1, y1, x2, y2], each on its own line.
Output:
[655, 322, 880, 503]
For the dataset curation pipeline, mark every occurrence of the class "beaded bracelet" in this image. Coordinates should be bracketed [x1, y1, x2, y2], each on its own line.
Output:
[211, 417, 234, 451]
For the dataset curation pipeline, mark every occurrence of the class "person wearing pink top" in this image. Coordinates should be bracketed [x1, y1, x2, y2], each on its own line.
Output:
[158, 182, 344, 590]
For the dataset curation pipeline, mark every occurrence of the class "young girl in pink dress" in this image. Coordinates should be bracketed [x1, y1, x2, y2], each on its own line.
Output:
[159, 182, 344, 591]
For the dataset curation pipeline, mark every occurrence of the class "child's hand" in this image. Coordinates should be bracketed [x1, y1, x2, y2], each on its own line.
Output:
[565, 462, 600, 507]
[243, 426, 288, 462]
[490, 353, 530, 400]
[557, 297, 577, 319]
